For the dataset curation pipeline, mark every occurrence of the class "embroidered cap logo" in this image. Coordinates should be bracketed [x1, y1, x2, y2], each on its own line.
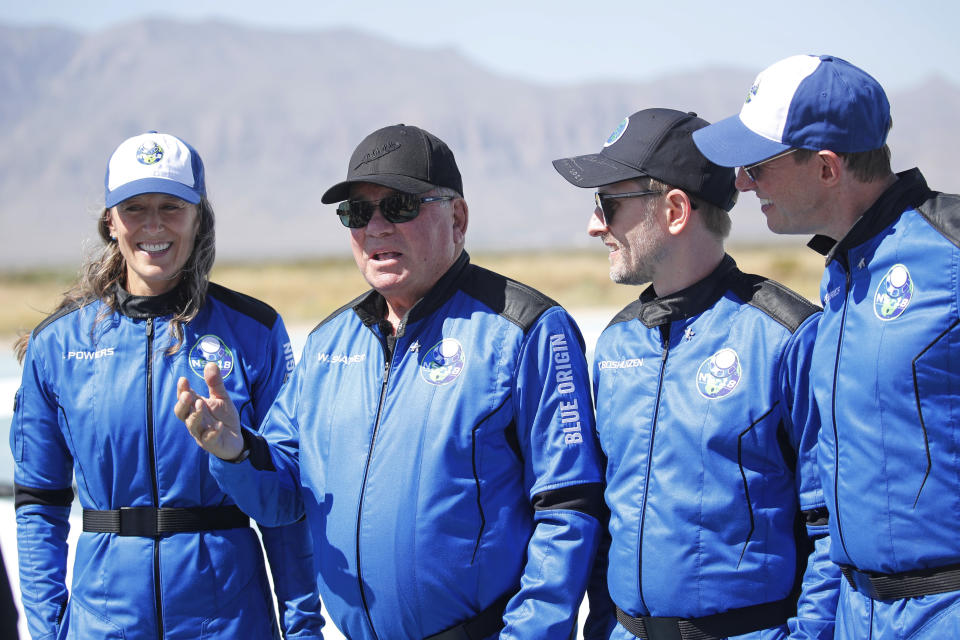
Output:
[603, 117, 629, 148]
[354, 141, 402, 169]
[136, 141, 164, 165]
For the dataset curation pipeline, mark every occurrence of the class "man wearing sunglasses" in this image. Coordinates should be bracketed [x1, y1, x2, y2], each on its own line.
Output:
[553, 108, 838, 640]
[175, 124, 606, 639]
[694, 55, 960, 640]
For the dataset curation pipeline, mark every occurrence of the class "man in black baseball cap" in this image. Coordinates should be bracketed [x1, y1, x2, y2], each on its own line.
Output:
[176, 123, 607, 639]
[321, 124, 469, 321]
[321, 123, 463, 204]
[554, 108, 839, 640]
[553, 108, 738, 289]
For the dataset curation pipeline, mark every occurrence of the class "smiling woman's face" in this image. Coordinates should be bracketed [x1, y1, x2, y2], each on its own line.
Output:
[107, 193, 200, 296]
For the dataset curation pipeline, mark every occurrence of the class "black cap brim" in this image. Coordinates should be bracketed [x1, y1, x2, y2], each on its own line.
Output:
[551, 154, 649, 189]
[321, 174, 438, 204]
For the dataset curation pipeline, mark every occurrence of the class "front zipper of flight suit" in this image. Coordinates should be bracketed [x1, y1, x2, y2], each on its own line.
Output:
[636, 324, 671, 612]
[145, 318, 165, 639]
[830, 264, 853, 564]
[355, 327, 399, 640]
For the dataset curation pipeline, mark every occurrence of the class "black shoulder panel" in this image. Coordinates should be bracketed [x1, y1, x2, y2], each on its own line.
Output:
[310, 289, 375, 335]
[916, 192, 960, 249]
[32, 299, 93, 339]
[458, 264, 558, 331]
[727, 272, 820, 333]
[605, 298, 644, 331]
[207, 282, 278, 330]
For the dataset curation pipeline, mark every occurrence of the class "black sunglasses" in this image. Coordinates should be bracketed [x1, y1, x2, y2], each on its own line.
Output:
[594, 190, 663, 226]
[336, 193, 454, 228]
[742, 148, 798, 183]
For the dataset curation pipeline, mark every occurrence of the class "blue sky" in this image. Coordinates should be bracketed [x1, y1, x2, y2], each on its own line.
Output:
[2, 1, 957, 90]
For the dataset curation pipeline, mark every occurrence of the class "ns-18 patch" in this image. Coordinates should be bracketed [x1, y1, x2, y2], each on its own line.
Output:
[696, 348, 741, 399]
[874, 264, 913, 321]
[420, 338, 465, 386]
[188, 335, 235, 379]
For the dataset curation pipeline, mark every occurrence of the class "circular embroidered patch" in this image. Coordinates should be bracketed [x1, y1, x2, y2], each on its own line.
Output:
[188, 335, 235, 380]
[874, 264, 914, 321]
[696, 348, 741, 399]
[136, 140, 164, 165]
[420, 338, 465, 386]
[603, 117, 629, 148]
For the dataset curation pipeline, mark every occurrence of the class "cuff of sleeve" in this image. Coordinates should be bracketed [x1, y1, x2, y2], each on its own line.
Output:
[221, 444, 250, 464]
[222, 426, 275, 471]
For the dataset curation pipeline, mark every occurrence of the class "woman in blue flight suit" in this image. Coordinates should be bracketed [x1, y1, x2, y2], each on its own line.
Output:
[10, 132, 324, 639]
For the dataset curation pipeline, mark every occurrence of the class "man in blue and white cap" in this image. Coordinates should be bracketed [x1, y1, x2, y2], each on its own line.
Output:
[695, 54, 960, 639]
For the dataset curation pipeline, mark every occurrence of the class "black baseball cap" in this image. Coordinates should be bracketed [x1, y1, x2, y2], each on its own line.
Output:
[552, 108, 738, 212]
[321, 124, 463, 204]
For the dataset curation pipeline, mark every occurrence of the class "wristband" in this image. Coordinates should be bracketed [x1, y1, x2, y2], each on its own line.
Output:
[223, 447, 250, 464]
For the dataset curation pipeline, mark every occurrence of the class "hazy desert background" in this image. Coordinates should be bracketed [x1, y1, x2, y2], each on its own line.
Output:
[4, 3, 953, 636]
[0, 244, 826, 344]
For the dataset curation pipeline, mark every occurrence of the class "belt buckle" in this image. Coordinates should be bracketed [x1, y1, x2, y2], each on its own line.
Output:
[119, 506, 158, 537]
[644, 616, 684, 640]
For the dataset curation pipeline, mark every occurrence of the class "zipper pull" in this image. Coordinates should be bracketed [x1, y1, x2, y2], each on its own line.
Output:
[658, 324, 671, 360]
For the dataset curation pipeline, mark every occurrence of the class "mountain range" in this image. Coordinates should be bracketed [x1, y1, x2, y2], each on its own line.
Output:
[2, 19, 958, 270]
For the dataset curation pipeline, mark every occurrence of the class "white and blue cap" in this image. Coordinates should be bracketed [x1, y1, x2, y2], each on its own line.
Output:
[693, 55, 891, 168]
[104, 131, 206, 208]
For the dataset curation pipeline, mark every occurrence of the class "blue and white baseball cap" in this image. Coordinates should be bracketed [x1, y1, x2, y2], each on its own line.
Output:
[693, 55, 891, 168]
[104, 131, 206, 207]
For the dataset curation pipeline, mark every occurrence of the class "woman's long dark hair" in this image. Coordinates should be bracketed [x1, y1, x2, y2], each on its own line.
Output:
[14, 197, 216, 363]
